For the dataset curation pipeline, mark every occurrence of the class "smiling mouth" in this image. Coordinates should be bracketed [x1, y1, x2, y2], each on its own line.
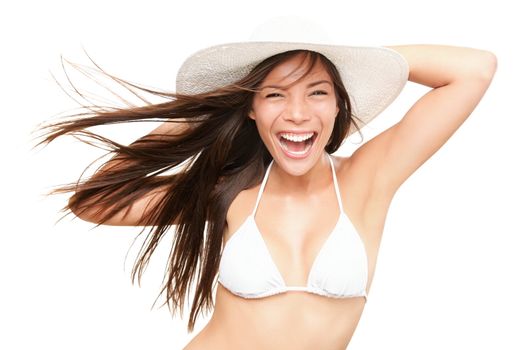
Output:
[277, 132, 317, 156]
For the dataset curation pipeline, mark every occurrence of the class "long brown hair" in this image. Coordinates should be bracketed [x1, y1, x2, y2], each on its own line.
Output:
[31, 49, 364, 332]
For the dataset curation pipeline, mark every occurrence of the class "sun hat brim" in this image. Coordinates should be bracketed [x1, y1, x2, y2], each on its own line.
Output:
[176, 38, 409, 136]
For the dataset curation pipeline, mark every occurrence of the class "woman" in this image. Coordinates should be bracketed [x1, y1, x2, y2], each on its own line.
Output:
[33, 17, 497, 350]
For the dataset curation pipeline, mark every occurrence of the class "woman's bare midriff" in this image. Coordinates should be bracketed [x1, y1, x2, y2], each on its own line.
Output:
[183, 155, 391, 350]
[183, 283, 367, 350]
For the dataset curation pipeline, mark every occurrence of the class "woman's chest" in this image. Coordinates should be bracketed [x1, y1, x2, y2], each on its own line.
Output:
[222, 162, 392, 288]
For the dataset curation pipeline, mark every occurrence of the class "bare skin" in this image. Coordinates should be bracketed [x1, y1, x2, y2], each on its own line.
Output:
[182, 46, 496, 349]
[66, 45, 496, 349]
[183, 151, 391, 350]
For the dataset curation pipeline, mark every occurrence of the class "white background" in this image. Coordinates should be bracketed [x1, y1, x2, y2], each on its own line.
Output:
[2, 0, 523, 349]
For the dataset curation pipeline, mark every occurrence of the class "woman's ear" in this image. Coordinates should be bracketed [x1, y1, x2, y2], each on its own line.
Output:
[248, 110, 256, 120]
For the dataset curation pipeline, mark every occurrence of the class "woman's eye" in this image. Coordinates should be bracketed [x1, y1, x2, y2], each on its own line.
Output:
[264, 91, 327, 98]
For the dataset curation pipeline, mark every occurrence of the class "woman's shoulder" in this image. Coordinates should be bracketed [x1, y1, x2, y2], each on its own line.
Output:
[332, 150, 396, 239]
[330, 152, 362, 183]
[331, 149, 391, 202]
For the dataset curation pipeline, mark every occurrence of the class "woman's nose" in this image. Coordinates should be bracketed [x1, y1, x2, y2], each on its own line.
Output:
[282, 97, 311, 123]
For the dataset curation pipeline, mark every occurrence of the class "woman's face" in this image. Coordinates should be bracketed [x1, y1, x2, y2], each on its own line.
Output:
[249, 54, 339, 176]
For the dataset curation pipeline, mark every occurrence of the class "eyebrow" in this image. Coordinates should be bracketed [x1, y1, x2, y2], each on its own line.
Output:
[260, 80, 333, 90]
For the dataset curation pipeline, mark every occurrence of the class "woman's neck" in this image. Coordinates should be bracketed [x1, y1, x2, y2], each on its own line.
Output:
[269, 152, 332, 194]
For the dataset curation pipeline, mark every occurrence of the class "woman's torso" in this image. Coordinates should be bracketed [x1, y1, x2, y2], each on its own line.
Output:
[183, 153, 393, 350]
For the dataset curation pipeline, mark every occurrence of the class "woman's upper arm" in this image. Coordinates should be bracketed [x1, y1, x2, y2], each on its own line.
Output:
[70, 183, 175, 226]
[361, 47, 497, 196]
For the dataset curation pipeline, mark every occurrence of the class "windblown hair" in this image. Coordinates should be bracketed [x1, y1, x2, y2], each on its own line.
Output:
[32, 49, 364, 332]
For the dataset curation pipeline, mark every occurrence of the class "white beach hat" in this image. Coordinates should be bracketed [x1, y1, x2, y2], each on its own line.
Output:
[176, 16, 409, 134]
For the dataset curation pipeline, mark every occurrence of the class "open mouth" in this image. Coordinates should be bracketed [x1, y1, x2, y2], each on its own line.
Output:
[277, 131, 317, 158]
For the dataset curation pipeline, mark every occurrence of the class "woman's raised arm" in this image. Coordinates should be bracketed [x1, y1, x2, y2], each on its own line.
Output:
[356, 44, 497, 197]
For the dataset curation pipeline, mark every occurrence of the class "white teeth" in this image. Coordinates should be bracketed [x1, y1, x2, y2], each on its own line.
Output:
[280, 132, 314, 142]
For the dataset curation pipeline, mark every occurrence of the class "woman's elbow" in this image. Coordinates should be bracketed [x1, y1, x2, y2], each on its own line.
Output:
[479, 50, 498, 81]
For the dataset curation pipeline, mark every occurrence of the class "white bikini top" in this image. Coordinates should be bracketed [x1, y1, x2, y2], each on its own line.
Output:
[218, 154, 369, 301]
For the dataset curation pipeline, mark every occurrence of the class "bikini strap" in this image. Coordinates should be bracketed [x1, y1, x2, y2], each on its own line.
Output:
[252, 159, 274, 216]
[253, 156, 341, 215]
[328, 154, 344, 212]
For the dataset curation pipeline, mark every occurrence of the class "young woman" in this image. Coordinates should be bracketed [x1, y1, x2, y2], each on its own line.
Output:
[33, 17, 497, 350]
